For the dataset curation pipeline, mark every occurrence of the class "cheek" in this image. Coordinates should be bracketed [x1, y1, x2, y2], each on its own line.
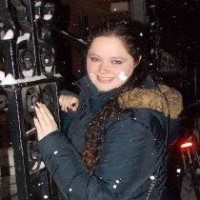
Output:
[87, 68, 93, 75]
[86, 61, 94, 75]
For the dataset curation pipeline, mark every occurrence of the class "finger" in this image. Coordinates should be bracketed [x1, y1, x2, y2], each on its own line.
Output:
[59, 95, 79, 112]
[62, 98, 69, 112]
[34, 104, 46, 123]
[59, 96, 69, 111]
[59, 95, 65, 107]
[62, 96, 75, 112]
[40, 104, 58, 131]
[66, 96, 78, 108]
[38, 103, 55, 123]
[35, 103, 49, 125]
[70, 99, 79, 112]
[59, 95, 63, 106]
[36, 103, 58, 132]
[33, 117, 42, 139]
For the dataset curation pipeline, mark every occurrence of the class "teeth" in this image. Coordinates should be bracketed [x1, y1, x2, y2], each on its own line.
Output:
[98, 76, 113, 82]
[100, 78, 110, 80]
[98, 76, 112, 80]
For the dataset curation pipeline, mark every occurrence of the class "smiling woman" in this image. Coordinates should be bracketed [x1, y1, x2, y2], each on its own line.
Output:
[86, 36, 135, 91]
[34, 20, 183, 200]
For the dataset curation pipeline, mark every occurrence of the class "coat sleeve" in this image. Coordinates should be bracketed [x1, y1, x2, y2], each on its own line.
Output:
[37, 110, 164, 200]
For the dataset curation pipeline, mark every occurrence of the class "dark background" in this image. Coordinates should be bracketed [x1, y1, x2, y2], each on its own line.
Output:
[54, 0, 200, 108]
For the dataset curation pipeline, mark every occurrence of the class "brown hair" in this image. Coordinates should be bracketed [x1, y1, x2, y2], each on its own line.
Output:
[86, 20, 149, 62]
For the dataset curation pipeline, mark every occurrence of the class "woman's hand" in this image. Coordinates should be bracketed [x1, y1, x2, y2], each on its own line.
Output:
[59, 94, 79, 112]
[34, 102, 58, 141]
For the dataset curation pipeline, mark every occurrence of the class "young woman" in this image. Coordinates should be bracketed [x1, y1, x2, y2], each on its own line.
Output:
[34, 21, 183, 199]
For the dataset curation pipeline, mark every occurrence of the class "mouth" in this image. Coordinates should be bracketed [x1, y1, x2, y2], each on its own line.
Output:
[96, 75, 115, 83]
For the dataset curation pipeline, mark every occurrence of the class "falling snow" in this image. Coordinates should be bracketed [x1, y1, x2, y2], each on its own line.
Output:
[115, 180, 120, 184]
[54, 150, 58, 155]
[38, 182, 43, 186]
[112, 184, 117, 189]
[43, 195, 49, 199]
[150, 176, 155, 180]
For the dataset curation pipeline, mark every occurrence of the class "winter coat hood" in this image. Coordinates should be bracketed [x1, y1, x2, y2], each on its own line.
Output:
[118, 84, 182, 119]
[118, 83, 183, 144]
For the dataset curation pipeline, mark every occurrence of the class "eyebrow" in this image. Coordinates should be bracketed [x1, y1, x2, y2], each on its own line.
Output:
[87, 53, 127, 61]
[110, 56, 128, 61]
[87, 52, 100, 57]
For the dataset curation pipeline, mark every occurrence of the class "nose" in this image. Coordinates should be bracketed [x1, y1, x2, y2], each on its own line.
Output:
[98, 62, 108, 74]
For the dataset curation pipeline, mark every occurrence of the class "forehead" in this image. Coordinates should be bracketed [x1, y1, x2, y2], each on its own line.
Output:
[88, 36, 129, 56]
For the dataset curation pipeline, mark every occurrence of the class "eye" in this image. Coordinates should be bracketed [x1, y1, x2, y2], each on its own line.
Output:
[112, 60, 123, 65]
[90, 57, 100, 62]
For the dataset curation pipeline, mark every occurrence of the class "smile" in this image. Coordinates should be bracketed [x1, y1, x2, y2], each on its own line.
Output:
[97, 75, 115, 83]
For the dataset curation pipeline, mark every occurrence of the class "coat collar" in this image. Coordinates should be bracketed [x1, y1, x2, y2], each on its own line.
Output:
[76, 75, 116, 100]
[76, 76, 115, 112]
[118, 84, 183, 119]
[76, 75, 183, 119]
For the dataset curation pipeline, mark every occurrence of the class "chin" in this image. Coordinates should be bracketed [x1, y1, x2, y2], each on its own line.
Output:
[98, 88, 112, 92]
[96, 85, 118, 92]
[91, 79, 122, 92]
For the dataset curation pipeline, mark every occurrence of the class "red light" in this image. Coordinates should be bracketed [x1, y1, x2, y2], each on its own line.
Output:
[180, 142, 193, 149]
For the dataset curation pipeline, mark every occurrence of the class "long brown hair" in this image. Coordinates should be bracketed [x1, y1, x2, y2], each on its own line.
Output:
[82, 21, 150, 172]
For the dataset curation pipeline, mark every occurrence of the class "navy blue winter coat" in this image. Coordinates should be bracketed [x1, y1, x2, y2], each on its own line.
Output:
[38, 75, 183, 200]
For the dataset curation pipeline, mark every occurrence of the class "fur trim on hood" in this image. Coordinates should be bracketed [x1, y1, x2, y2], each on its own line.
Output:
[118, 85, 183, 119]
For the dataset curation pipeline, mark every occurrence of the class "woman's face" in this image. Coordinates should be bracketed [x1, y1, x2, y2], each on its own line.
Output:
[86, 36, 139, 92]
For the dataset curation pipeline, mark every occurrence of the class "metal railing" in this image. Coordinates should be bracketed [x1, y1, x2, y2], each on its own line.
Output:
[0, 0, 63, 199]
